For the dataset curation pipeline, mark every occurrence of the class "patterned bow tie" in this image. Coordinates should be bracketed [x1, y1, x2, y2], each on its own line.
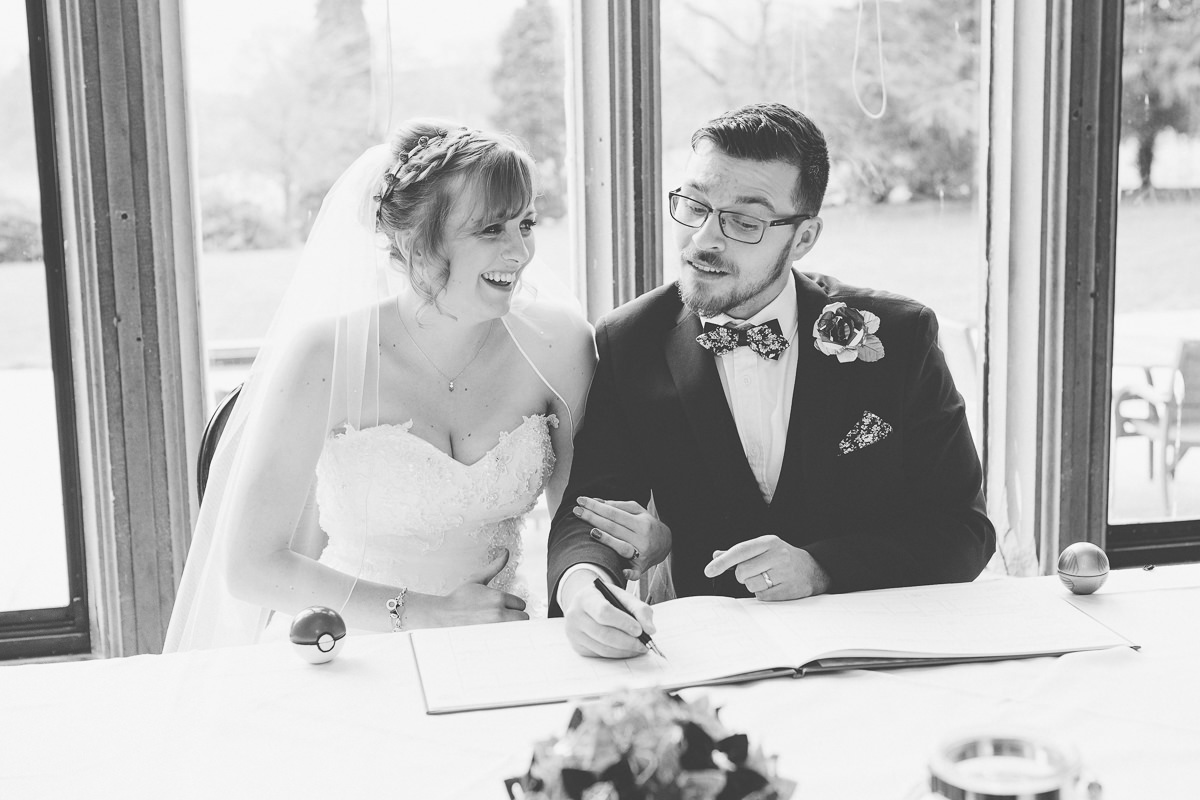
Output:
[695, 319, 791, 360]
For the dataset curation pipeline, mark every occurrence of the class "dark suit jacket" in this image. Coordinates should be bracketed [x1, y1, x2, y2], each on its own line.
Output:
[547, 270, 995, 614]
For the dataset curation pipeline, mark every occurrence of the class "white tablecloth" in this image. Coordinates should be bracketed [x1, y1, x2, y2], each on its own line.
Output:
[1, 566, 1197, 799]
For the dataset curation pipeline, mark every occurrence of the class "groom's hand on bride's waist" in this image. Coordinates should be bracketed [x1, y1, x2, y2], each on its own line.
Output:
[561, 570, 656, 659]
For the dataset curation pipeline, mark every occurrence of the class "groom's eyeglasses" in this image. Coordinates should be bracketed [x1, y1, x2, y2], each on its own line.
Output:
[668, 190, 812, 245]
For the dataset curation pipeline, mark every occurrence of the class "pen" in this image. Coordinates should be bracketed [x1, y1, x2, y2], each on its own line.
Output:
[592, 577, 667, 659]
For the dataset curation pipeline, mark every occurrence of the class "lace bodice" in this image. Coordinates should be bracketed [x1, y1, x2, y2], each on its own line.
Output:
[313, 414, 556, 610]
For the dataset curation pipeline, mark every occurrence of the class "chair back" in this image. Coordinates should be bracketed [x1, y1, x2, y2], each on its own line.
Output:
[197, 384, 242, 503]
[1177, 340, 1200, 422]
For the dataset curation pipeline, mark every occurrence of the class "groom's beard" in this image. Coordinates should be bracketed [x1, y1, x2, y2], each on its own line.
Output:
[678, 241, 793, 318]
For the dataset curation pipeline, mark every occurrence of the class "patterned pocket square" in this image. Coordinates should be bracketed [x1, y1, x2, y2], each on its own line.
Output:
[837, 411, 893, 455]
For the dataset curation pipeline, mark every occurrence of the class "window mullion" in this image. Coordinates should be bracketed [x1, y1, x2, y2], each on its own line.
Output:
[53, 0, 201, 657]
[572, 0, 661, 320]
[984, 0, 1056, 575]
[615, 0, 661, 303]
[1057, 0, 1123, 552]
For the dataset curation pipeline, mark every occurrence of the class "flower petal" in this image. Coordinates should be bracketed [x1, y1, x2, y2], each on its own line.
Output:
[862, 311, 881, 334]
[836, 348, 859, 363]
[815, 339, 844, 357]
[857, 336, 885, 362]
[841, 306, 865, 326]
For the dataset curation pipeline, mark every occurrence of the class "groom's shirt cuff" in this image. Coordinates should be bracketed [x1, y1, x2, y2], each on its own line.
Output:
[555, 563, 614, 609]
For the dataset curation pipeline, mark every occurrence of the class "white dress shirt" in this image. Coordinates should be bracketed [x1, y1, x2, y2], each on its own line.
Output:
[700, 270, 799, 504]
[557, 273, 800, 606]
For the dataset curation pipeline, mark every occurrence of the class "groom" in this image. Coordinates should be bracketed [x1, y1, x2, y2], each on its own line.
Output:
[547, 103, 995, 658]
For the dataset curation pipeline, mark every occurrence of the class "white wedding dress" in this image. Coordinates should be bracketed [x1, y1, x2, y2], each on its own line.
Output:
[314, 414, 558, 615]
[163, 142, 593, 652]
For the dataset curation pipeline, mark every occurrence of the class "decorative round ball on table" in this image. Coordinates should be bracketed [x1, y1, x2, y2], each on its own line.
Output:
[289, 606, 347, 664]
[1056, 542, 1110, 595]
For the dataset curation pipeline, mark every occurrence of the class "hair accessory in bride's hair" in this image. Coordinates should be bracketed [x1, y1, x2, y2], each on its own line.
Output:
[374, 128, 475, 219]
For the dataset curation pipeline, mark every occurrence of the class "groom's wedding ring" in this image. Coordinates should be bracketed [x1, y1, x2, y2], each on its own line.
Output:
[761, 571, 775, 589]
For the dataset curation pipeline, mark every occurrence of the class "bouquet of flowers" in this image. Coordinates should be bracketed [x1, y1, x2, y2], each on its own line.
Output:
[506, 689, 795, 800]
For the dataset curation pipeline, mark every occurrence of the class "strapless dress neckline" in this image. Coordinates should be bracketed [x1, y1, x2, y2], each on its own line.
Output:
[343, 413, 553, 469]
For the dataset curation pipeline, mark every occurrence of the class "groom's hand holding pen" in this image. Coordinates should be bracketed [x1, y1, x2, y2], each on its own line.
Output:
[562, 569, 658, 659]
[592, 578, 666, 659]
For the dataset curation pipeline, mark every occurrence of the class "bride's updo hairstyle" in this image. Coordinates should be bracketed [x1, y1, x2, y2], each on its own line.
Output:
[375, 119, 537, 306]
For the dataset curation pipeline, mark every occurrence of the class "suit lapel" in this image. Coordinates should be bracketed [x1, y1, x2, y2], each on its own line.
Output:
[775, 272, 855, 501]
[665, 307, 768, 514]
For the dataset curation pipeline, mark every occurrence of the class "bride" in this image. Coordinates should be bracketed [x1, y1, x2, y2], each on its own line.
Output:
[164, 121, 595, 651]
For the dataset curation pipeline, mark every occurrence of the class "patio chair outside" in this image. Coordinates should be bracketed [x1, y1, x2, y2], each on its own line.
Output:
[1112, 339, 1200, 511]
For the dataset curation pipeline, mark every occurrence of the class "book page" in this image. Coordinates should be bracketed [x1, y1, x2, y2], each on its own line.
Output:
[411, 579, 1134, 713]
[410, 595, 793, 713]
[745, 578, 1134, 666]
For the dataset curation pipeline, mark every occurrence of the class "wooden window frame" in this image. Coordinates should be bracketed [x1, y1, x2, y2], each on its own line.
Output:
[1005, 0, 1200, 571]
[0, 0, 90, 661]
[1092, 2, 1200, 568]
[2, 0, 204, 662]
[571, 0, 661, 320]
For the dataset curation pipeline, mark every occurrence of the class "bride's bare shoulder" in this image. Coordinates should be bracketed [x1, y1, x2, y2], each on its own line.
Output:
[278, 301, 388, 367]
[257, 307, 376, 398]
[510, 295, 595, 365]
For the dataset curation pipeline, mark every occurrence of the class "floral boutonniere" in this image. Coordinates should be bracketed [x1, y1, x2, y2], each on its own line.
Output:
[813, 302, 885, 363]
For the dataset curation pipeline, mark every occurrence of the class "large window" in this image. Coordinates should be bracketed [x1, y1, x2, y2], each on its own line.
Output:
[184, 0, 574, 615]
[16, 0, 1194, 660]
[659, 4, 983, 292]
[660, 0, 984, 433]
[658, 0, 995, 558]
[0, 0, 89, 658]
[1107, 0, 1200, 561]
[185, 0, 573, 411]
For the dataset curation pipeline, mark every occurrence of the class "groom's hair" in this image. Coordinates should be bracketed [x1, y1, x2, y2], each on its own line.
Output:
[692, 103, 830, 217]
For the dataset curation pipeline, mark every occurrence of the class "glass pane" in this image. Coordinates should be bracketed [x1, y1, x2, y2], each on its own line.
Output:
[184, 0, 571, 610]
[185, 0, 571, 413]
[0, 3, 70, 611]
[659, 0, 985, 443]
[1109, 0, 1200, 524]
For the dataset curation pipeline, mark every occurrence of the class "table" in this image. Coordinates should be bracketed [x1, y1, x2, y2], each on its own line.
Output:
[2, 566, 1197, 799]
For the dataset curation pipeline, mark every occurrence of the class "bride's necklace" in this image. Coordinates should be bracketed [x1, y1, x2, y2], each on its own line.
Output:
[397, 308, 494, 392]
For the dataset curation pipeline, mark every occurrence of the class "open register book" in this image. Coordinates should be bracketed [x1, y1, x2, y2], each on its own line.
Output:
[409, 577, 1134, 714]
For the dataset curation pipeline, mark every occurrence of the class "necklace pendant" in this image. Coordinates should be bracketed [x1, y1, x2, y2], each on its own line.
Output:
[448, 380, 455, 392]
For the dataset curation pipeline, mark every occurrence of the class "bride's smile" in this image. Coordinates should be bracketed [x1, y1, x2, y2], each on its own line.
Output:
[436, 191, 538, 316]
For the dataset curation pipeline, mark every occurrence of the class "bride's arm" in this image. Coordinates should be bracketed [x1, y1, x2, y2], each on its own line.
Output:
[220, 323, 524, 631]
[219, 322, 389, 628]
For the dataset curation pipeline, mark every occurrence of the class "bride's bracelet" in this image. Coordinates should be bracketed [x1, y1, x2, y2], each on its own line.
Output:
[386, 587, 408, 632]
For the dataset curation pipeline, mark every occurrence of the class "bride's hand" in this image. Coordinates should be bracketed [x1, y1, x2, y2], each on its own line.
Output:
[438, 549, 529, 627]
[572, 497, 671, 581]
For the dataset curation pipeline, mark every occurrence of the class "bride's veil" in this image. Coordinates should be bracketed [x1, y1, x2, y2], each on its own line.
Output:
[164, 134, 590, 652]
